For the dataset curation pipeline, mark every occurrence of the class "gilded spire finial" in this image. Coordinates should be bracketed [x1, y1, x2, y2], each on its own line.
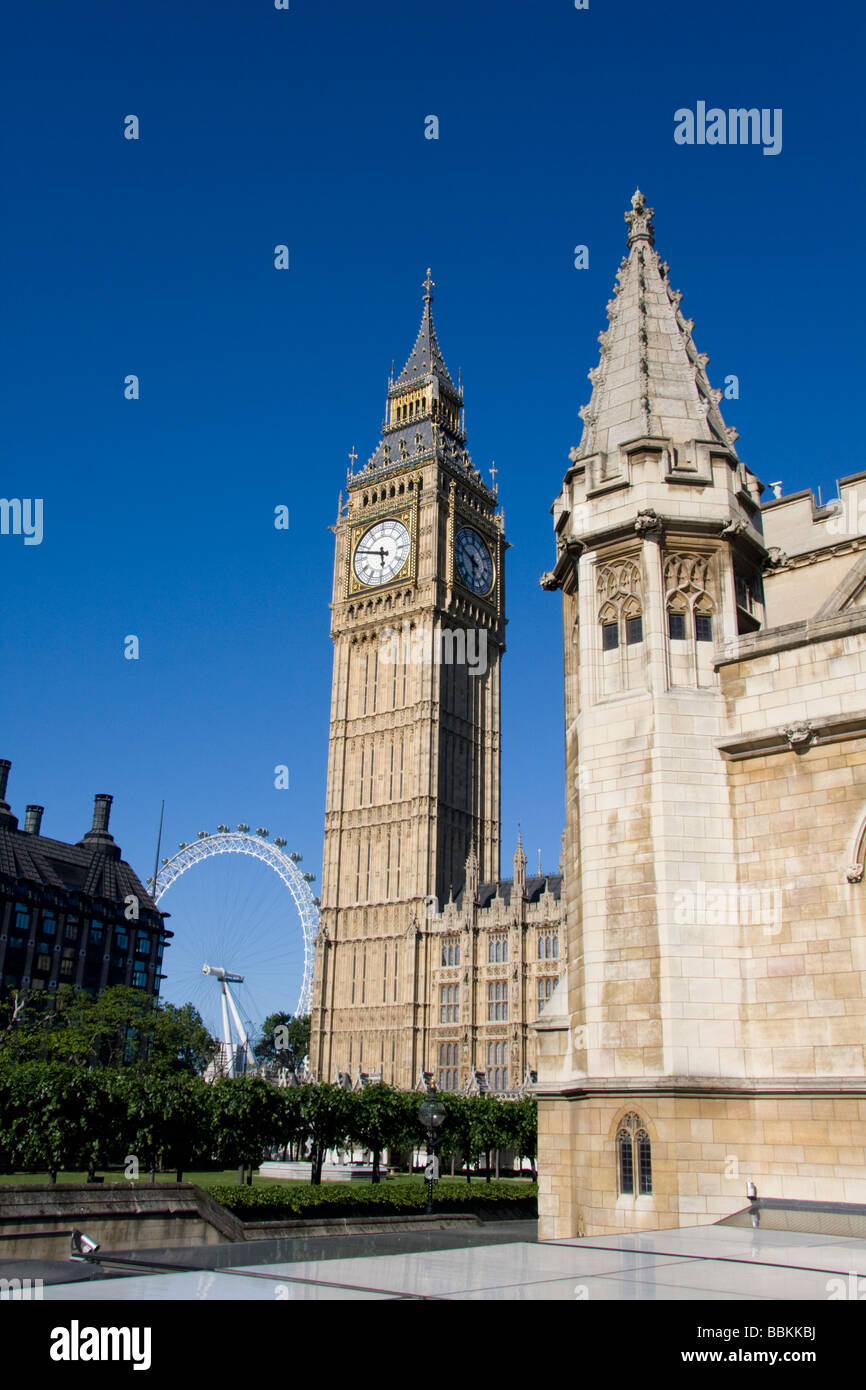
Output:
[625, 188, 655, 248]
[422, 267, 435, 304]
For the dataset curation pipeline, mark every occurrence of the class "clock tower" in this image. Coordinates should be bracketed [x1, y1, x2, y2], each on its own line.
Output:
[310, 272, 507, 1087]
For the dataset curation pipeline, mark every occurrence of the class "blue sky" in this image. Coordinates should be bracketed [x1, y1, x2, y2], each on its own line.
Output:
[2, 0, 863, 1024]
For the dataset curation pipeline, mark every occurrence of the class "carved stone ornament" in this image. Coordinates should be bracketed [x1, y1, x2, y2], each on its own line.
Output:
[780, 721, 814, 750]
[846, 863, 864, 884]
[625, 188, 655, 247]
[765, 546, 788, 568]
[721, 518, 747, 538]
[539, 570, 559, 591]
[634, 507, 664, 538]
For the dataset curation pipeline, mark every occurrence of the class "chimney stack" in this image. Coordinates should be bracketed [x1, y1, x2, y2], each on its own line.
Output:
[91, 794, 113, 834]
[24, 805, 44, 835]
[79, 791, 119, 852]
[0, 759, 18, 830]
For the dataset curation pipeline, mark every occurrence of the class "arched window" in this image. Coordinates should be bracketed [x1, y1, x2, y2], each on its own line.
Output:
[694, 593, 714, 642]
[596, 560, 644, 693]
[667, 592, 688, 640]
[664, 553, 717, 687]
[623, 597, 643, 646]
[664, 554, 716, 643]
[617, 1112, 652, 1196]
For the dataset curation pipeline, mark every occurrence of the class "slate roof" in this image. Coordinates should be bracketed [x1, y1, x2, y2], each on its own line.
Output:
[392, 299, 460, 398]
[455, 874, 563, 911]
[0, 821, 160, 916]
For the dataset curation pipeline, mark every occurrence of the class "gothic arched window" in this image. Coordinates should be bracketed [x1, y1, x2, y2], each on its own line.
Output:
[596, 560, 644, 692]
[664, 553, 717, 686]
[664, 554, 715, 642]
[617, 1112, 652, 1196]
[623, 596, 643, 645]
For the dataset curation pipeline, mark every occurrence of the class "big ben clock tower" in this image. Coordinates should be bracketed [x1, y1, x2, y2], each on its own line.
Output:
[310, 272, 507, 1087]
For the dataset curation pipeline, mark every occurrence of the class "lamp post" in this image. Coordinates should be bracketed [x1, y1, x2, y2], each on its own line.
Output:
[418, 1092, 446, 1216]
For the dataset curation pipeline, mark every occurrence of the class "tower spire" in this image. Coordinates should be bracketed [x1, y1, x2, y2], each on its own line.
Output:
[571, 188, 738, 463]
[392, 268, 458, 393]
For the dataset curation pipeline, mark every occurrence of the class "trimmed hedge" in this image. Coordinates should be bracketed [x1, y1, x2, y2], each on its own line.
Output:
[208, 1179, 537, 1222]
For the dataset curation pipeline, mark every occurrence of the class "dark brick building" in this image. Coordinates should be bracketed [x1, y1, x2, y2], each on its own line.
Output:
[0, 759, 171, 999]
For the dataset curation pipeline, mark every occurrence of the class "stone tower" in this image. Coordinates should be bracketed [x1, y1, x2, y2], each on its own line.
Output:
[310, 272, 507, 1087]
[537, 189, 863, 1235]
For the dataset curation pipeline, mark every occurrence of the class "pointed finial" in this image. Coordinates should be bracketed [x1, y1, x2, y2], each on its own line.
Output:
[423, 268, 435, 305]
[625, 188, 655, 248]
[348, 446, 358, 469]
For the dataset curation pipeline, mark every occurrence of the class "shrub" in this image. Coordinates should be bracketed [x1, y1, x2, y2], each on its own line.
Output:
[206, 1178, 537, 1222]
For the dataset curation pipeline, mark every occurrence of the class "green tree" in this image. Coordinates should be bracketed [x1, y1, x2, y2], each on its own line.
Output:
[148, 1001, 217, 1075]
[509, 1095, 538, 1179]
[299, 1083, 352, 1184]
[110, 1072, 213, 1182]
[439, 1093, 486, 1184]
[210, 1075, 284, 1184]
[347, 1084, 415, 1183]
[0, 986, 217, 1073]
[274, 1084, 308, 1161]
[0, 1064, 121, 1182]
[254, 1013, 311, 1070]
[475, 1095, 511, 1183]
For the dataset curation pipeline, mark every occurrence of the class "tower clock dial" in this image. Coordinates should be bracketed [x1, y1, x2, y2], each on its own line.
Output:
[353, 518, 411, 587]
[455, 526, 494, 595]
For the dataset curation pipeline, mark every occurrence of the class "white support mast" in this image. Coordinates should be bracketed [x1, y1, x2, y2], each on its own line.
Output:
[202, 964, 256, 1077]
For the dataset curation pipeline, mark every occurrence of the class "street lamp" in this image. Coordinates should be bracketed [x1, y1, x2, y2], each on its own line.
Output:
[418, 1092, 446, 1216]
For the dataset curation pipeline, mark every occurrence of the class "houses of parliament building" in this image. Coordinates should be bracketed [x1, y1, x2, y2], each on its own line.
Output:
[312, 191, 866, 1238]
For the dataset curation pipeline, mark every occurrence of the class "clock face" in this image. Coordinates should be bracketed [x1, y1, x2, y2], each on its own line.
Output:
[455, 527, 494, 595]
[353, 518, 411, 587]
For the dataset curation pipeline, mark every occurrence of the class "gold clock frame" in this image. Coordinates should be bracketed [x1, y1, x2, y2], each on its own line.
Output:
[347, 505, 417, 597]
[453, 516, 497, 601]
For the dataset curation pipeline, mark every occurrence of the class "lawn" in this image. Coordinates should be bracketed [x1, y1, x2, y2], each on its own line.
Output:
[0, 1170, 533, 1189]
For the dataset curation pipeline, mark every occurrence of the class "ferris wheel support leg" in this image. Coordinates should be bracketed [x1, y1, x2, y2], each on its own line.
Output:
[226, 982, 257, 1074]
[220, 982, 234, 1078]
